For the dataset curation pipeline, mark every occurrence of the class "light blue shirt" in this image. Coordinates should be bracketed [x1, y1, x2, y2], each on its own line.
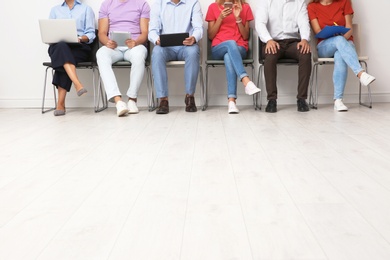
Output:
[148, 0, 203, 45]
[49, 0, 95, 44]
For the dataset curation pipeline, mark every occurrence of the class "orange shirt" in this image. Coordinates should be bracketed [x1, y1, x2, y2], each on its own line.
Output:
[308, 0, 354, 41]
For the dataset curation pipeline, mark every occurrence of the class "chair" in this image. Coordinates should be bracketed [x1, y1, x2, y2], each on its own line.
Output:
[204, 28, 255, 111]
[42, 30, 108, 113]
[256, 38, 300, 110]
[104, 43, 156, 112]
[308, 24, 372, 109]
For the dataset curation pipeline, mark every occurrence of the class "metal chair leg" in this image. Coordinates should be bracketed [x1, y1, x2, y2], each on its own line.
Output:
[42, 67, 57, 114]
[359, 61, 372, 109]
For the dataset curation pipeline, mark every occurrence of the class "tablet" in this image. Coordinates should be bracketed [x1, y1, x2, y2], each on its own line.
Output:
[160, 33, 189, 47]
[110, 31, 132, 46]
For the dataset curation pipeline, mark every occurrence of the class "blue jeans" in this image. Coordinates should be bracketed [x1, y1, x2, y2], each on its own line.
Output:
[211, 40, 247, 99]
[317, 36, 363, 99]
[152, 44, 199, 98]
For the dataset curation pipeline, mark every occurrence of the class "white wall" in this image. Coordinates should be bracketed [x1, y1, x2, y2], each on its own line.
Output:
[0, 0, 389, 108]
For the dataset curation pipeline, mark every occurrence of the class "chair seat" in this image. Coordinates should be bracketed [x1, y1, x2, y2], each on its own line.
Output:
[206, 59, 254, 65]
[112, 61, 132, 67]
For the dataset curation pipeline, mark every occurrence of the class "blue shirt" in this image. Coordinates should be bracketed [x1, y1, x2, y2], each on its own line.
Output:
[148, 0, 203, 45]
[49, 0, 95, 44]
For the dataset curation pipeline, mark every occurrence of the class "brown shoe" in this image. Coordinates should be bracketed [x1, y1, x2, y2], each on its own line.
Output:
[156, 99, 169, 114]
[185, 95, 197, 112]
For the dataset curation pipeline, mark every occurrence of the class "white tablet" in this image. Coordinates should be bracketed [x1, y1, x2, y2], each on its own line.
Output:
[110, 31, 132, 46]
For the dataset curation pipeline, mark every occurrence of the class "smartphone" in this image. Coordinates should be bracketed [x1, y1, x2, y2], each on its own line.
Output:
[224, 2, 233, 8]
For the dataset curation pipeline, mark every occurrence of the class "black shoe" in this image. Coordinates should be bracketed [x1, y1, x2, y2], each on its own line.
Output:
[156, 99, 169, 114]
[297, 99, 309, 112]
[265, 99, 277, 113]
[185, 95, 197, 112]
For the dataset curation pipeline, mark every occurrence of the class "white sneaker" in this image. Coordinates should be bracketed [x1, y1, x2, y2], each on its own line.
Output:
[116, 100, 129, 117]
[359, 72, 376, 86]
[228, 101, 239, 114]
[334, 99, 348, 112]
[127, 99, 139, 114]
[245, 81, 261, 95]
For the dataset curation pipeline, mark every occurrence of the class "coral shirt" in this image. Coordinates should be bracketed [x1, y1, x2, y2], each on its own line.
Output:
[205, 3, 254, 50]
[308, 0, 354, 41]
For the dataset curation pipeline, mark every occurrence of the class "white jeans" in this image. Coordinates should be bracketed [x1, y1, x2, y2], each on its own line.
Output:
[96, 45, 147, 102]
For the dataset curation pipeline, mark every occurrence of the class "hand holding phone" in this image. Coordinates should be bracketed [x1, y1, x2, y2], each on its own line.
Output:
[224, 2, 233, 9]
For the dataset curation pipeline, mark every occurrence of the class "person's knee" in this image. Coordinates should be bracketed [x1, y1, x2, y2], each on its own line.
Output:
[184, 45, 200, 59]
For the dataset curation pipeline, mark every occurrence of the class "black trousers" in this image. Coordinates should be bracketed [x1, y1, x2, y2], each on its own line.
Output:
[262, 39, 312, 100]
[48, 42, 91, 92]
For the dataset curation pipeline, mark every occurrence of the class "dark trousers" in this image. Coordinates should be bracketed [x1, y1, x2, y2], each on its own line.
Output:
[48, 42, 91, 92]
[262, 39, 312, 100]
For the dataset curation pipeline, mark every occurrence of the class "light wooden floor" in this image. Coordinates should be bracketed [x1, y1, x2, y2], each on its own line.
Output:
[1, 103, 390, 260]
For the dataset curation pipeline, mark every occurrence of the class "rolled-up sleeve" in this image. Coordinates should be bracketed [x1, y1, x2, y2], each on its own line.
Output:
[148, 0, 162, 44]
[84, 6, 96, 44]
[191, 1, 203, 42]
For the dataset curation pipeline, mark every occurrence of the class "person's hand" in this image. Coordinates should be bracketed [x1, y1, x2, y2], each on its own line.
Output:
[219, 7, 232, 20]
[233, 2, 242, 19]
[297, 39, 310, 54]
[265, 40, 280, 54]
[106, 40, 117, 49]
[156, 38, 160, 46]
[183, 36, 196, 46]
[126, 39, 137, 49]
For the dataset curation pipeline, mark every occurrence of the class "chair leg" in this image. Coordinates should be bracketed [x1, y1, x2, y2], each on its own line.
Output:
[94, 68, 108, 113]
[202, 65, 209, 111]
[146, 66, 157, 112]
[199, 65, 205, 111]
[359, 61, 372, 109]
[254, 65, 263, 110]
[309, 64, 319, 109]
[42, 67, 57, 114]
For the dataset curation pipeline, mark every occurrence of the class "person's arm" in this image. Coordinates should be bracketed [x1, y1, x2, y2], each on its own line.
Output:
[148, 0, 162, 45]
[126, 18, 149, 48]
[255, 0, 272, 44]
[255, 0, 279, 54]
[82, 6, 96, 44]
[310, 18, 321, 35]
[98, 18, 117, 49]
[234, 2, 249, 40]
[343, 14, 353, 40]
[184, 0, 203, 45]
[208, 7, 231, 40]
[296, 1, 310, 54]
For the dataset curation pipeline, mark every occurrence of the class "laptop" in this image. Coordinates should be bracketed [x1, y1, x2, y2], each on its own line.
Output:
[160, 33, 189, 47]
[39, 19, 79, 44]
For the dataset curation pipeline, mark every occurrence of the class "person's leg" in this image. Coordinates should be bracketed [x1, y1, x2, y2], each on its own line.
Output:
[318, 36, 363, 75]
[283, 40, 312, 100]
[263, 41, 284, 100]
[124, 44, 147, 99]
[152, 46, 176, 99]
[56, 87, 67, 112]
[177, 45, 199, 96]
[333, 50, 348, 100]
[96, 46, 125, 102]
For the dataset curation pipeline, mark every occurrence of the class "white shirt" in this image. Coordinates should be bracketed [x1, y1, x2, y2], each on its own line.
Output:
[256, 0, 311, 43]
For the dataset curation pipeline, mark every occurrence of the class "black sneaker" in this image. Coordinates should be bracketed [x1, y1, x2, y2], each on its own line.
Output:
[297, 99, 309, 112]
[265, 99, 277, 113]
[156, 100, 169, 114]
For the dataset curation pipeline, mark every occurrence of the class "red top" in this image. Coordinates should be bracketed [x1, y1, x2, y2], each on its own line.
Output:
[205, 3, 254, 51]
[308, 0, 354, 42]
